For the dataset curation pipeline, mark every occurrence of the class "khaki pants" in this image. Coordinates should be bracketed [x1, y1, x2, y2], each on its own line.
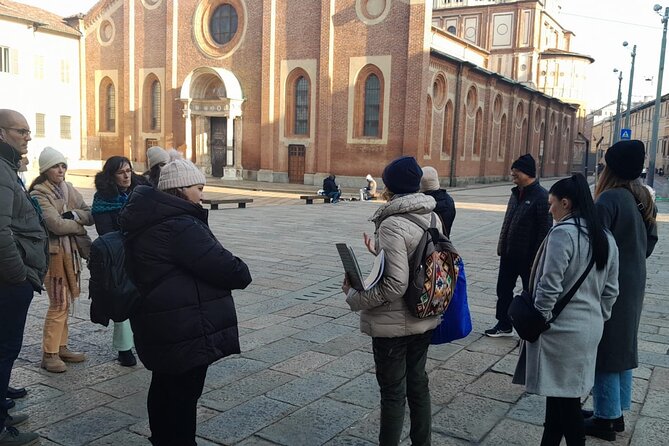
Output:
[42, 299, 69, 354]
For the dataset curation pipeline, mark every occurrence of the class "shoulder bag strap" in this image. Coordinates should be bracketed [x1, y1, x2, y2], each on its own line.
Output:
[547, 254, 595, 323]
[396, 213, 436, 231]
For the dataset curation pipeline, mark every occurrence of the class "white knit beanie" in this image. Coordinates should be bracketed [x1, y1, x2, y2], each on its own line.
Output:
[366, 174, 373, 181]
[157, 158, 206, 190]
[146, 146, 170, 169]
[420, 166, 440, 192]
[38, 147, 67, 173]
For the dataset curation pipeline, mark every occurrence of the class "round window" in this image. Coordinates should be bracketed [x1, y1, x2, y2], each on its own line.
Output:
[210, 4, 238, 45]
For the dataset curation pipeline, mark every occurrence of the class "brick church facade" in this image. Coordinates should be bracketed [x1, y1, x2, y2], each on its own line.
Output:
[80, 0, 579, 186]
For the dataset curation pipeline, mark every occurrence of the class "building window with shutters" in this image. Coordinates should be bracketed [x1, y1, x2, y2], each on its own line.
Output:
[99, 77, 116, 133]
[35, 113, 45, 137]
[60, 116, 71, 139]
[354, 65, 384, 139]
[60, 60, 70, 83]
[284, 68, 311, 138]
[0, 47, 9, 73]
[150, 79, 161, 131]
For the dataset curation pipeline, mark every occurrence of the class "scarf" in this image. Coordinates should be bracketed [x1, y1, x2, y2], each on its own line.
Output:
[43, 181, 82, 309]
[91, 191, 128, 215]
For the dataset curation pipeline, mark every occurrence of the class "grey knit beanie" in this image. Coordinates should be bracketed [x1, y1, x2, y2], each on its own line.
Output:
[420, 166, 440, 192]
[157, 158, 206, 190]
[146, 146, 170, 169]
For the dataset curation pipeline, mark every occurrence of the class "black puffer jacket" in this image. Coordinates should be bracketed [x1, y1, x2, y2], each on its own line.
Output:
[118, 186, 252, 374]
[424, 189, 456, 237]
[497, 181, 552, 265]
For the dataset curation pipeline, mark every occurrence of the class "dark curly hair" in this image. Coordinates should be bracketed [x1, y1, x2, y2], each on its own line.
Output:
[94, 156, 146, 199]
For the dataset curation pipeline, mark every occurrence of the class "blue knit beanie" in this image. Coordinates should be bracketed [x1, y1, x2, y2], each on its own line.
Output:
[382, 156, 423, 194]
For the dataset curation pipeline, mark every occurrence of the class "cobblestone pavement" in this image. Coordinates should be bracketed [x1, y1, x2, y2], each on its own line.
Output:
[9, 178, 668, 445]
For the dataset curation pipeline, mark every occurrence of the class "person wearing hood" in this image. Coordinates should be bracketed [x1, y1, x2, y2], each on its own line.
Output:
[360, 174, 378, 201]
[0, 109, 47, 446]
[342, 156, 440, 446]
[119, 158, 252, 446]
[419, 166, 456, 237]
[91, 156, 147, 367]
[29, 147, 93, 374]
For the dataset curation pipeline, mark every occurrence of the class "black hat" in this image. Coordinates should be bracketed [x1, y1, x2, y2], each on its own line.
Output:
[605, 140, 645, 180]
[382, 156, 423, 194]
[511, 153, 537, 178]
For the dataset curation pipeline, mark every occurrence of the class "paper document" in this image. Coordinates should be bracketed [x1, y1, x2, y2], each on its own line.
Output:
[336, 244, 385, 291]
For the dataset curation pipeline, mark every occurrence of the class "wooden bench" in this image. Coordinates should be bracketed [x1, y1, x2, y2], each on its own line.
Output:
[300, 195, 331, 204]
[202, 198, 253, 210]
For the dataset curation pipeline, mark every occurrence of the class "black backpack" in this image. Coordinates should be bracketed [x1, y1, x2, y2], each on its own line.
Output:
[88, 231, 140, 326]
[398, 213, 461, 319]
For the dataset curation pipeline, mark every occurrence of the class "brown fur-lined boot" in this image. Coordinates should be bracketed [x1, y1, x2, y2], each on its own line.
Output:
[41, 352, 66, 373]
[59, 346, 86, 363]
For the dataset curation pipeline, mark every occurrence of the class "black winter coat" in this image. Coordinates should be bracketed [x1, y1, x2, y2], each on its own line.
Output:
[497, 181, 552, 265]
[323, 177, 338, 194]
[424, 189, 456, 237]
[118, 186, 252, 374]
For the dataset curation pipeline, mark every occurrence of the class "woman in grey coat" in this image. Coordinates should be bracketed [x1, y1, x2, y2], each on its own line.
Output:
[513, 174, 619, 446]
[343, 156, 440, 446]
[586, 140, 658, 441]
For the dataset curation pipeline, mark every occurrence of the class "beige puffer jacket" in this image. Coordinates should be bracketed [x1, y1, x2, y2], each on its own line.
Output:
[346, 192, 442, 338]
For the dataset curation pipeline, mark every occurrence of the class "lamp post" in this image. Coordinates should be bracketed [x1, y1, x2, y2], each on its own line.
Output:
[623, 42, 637, 129]
[649, 4, 669, 188]
[613, 68, 624, 144]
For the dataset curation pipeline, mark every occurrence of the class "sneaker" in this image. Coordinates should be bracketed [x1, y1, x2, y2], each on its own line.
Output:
[117, 350, 137, 367]
[0, 426, 40, 446]
[582, 410, 624, 432]
[584, 416, 617, 441]
[58, 346, 86, 363]
[484, 324, 514, 337]
[4, 413, 28, 428]
[6, 388, 26, 400]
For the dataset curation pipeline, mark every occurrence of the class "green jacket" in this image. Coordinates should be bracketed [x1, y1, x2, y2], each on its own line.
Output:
[0, 141, 48, 291]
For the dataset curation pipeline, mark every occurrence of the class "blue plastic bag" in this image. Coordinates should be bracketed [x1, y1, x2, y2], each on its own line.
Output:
[431, 258, 472, 344]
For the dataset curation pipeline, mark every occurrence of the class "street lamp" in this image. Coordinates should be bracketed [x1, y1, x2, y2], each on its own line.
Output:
[613, 68, 624, 144]
[648, 4, 669, 188]
[623, 41, 637, 129]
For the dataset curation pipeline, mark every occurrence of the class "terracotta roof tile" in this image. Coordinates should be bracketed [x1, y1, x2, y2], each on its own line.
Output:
[0, 0, 80, 37]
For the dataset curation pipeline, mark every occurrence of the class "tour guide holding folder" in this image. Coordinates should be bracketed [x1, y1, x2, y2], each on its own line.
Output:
[341, 156, 442, 446]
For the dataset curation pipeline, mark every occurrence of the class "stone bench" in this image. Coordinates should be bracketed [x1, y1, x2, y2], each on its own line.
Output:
[202, 198, 253, 210]
[300, 195, 331, 204]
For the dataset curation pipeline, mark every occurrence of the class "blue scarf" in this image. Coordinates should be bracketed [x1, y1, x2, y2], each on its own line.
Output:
[91, 192, 128, 215]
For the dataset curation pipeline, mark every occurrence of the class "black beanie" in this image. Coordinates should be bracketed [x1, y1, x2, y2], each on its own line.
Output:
[382, 156, 423, 194]
[511, 154, 536, 178]
[605, 140, 645, 180]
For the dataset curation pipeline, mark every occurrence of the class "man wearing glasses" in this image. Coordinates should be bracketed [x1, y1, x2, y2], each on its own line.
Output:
[0, 109, 47, 446]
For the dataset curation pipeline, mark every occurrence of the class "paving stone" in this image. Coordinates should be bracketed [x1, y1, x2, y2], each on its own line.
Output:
[632, 376, 649, 404]
[205, 357, 269, 388]
[432, 393, 510, 442]
[274, 302, 325, 317]
[465, 336, 519, 356]
[313, 306, 351, 318]
[648, 366, 669, 392]
[429, 432, 472, 446]
[20, 388, 115, 429]
[324, 435, 376, 445]
[198, 396, 296, 444]
[441, 349, 501, 376]
[428, 342, 463, 361]
[311, 333, 371, 357]
[236, 436, 283, 446]
[36, 407, 136, 446]
[87, 430, 149, 445]
[271, 351, 337, 376]
[242, 337, 316, 365]
[11, 383, 63, 412]
[291, 322, 355, 344]
[342, 407, 408, 443]
[633, 365, 653, 380]
[318, 350, 375, 378]
[630, 416, 669, 446]
[267, 371, 349, 406]
[332, 312, 362, 328]
[239, 324, 302, 351]
[239, 314, 292, 329]
[105, 390, 149, 419]
[640, 389, 669, 421]
[480, 418, 544, 446]
[91, 368, 152, 398]
[281, 313, 334, 329]
[39, 360, 136, 392]
[200, 369, 294, 411]
[507, 393, 546, 426]
[257, 397, 369, 446]
[328, 373, 379, 409]
[428, 369, 478, 405]
[465, 372, 525, 403]
[491, 353, 519, 376]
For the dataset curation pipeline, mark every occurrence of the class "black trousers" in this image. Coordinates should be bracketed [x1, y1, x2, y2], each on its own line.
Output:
[147, 364, 209, 446]
[495, 256, 530, 328]
[541, 397, 585, 446]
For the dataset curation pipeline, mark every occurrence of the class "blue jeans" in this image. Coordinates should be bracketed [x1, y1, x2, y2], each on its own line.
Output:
[592, 369, 633, 419]
[372, 330, 433, 446]
[326, 191, 341, 203]
[0, 281, 34, 431]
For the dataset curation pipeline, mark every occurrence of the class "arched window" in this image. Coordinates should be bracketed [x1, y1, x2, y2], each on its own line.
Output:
[294, 76, 309, 135]
[150, 80, 161, 131]
[499, 114, 507, 159]
[473, 108, 482, 157]
[99, 77, 115, 132]
[210, 4, 238, 45]
[354, 65, 385, 139]
[442, 100, 454, 156]
[424, 95, 433, 156]
[285, 69, 311, 137]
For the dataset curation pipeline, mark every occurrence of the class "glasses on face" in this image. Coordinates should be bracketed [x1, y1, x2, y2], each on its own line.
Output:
[2, 127, 32, 137]
[115, 168, 132, 176]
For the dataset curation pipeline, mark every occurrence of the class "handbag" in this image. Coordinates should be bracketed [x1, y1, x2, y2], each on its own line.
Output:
[431, 258, 472, 344]
[508, 256, 595, 343]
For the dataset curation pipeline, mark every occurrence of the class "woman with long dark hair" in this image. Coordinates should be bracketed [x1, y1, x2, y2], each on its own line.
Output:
[91, 156, 146, 367]
[586, 140, 658, 441]
[513, 174, 619, 446]
[30, 147, 93, 373]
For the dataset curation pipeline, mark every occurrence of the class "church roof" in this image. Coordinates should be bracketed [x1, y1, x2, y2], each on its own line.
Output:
[0, 0, 80, 36]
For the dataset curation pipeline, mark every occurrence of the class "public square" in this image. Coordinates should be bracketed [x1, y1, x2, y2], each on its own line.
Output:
[6, 177, 669, 446]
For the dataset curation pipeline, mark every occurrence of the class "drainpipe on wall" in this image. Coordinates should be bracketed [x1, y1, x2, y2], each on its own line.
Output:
[449, 62, 464, 188]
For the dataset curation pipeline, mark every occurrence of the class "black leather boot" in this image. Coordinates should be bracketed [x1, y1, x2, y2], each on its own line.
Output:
[582, 410, 625, 432]
[584, 417, 616, 441]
